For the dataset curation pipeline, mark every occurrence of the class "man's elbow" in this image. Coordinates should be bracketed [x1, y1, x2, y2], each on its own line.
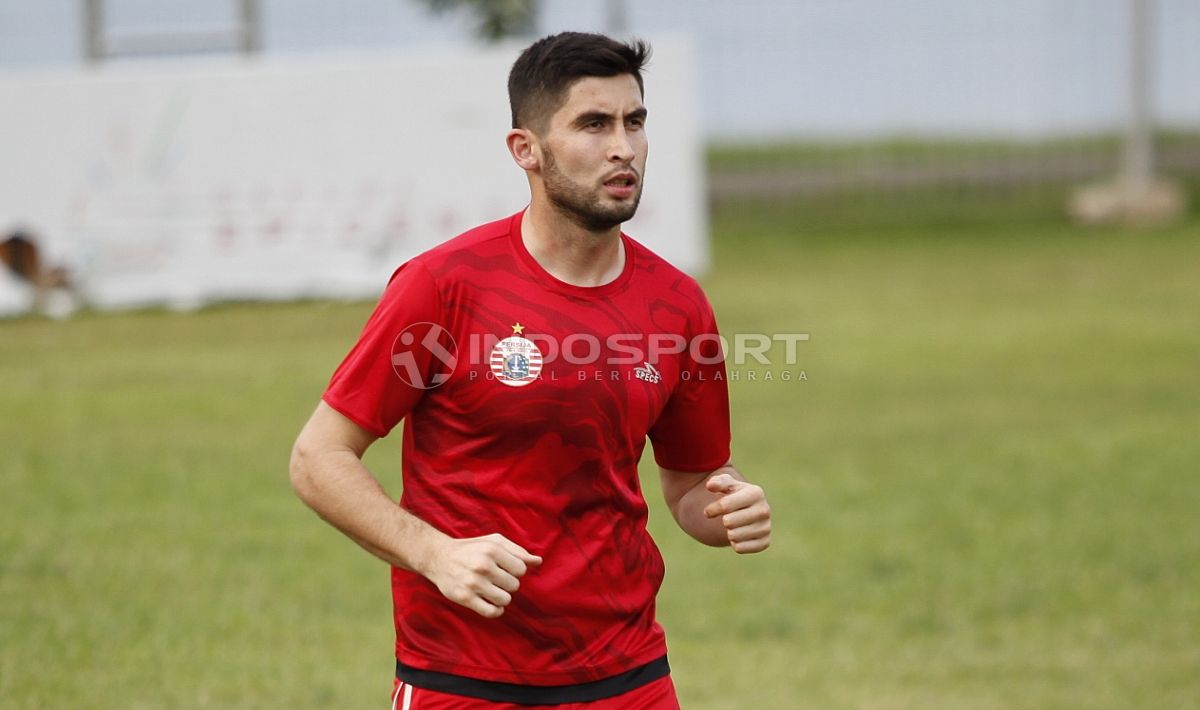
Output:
[288, 437, 320, 505]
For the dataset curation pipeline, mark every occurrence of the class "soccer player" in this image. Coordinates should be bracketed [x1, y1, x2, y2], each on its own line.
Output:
[290, 32, 772, 709]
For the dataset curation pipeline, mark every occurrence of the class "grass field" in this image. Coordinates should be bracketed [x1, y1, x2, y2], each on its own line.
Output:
[706, 131, 1200, 172]
[2, 201, 1198, 708]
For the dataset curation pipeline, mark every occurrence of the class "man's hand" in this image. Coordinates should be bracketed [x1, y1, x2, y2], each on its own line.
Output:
[422, 533, 543, 618]
[703, 473, 772, 553]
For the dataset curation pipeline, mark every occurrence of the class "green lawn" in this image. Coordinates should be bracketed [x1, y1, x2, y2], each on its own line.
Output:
[707, 131, 1200, 172]
[2, 206, 1197, 708]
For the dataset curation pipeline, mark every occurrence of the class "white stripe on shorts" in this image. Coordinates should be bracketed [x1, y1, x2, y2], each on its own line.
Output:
[392, 681, 414, 710]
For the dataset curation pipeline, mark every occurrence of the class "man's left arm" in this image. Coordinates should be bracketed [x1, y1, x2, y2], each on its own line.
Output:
[660, 460, 771, 552]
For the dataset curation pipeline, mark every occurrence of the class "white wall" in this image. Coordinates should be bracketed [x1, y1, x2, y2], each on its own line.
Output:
[0, 38, 705, 315]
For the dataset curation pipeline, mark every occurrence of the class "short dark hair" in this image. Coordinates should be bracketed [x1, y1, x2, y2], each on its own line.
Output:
[508, 32, 651, 132]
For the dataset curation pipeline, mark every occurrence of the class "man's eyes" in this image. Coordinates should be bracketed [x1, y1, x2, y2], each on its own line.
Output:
[580, 117, 645, 130]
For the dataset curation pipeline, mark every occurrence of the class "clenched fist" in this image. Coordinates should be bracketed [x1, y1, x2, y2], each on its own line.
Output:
[423, 533, 543, 618]
[704, 473, 772, 553]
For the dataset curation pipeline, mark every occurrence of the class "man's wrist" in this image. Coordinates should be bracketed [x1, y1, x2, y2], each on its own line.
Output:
[409, 526, 451, 578]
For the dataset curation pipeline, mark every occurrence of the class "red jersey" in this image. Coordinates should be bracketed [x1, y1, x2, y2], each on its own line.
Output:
[323, 210, 730, 688]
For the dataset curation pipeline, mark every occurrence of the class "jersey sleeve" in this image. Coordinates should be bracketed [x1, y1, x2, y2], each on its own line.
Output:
[322, 259, 443, 438]
[648, 295, 732, 472]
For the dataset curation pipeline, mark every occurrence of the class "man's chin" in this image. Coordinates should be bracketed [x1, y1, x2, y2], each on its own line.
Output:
[600, 194, 641, 222]
[591, 205, 639, 232]
[547, 191, 641, 232]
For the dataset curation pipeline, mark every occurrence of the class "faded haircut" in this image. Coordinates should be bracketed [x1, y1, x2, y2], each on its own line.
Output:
[508, 32, 651, 133]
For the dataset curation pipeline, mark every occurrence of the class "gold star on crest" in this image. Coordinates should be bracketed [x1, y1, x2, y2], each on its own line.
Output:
[511, 322, 525, 335]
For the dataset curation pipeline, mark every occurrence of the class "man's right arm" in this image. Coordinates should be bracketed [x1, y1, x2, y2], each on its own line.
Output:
[289, 401, 542, 618]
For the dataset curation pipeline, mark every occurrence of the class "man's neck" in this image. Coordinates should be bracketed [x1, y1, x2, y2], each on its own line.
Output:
[520, 203, 625, 288]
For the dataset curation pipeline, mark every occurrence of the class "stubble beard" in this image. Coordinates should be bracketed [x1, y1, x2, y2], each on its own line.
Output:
[542, 147, 642, 234]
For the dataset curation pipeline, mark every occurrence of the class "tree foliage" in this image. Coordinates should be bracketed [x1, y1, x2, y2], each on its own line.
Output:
[417, 0, 536, 42]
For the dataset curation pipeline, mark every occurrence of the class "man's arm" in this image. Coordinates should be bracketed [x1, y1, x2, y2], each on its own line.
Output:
[289, 401, 542, 618]
[659, 460, 771, 553]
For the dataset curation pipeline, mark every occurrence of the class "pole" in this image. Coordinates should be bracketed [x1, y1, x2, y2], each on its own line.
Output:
[606, 0, 628, 36]
[83, 0, 103, 63]
[241, 0, 262, 55]
[1122, 0, 1153, 192]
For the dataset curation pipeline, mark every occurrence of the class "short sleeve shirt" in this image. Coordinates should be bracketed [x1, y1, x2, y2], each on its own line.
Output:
[323, 210, 730, 686]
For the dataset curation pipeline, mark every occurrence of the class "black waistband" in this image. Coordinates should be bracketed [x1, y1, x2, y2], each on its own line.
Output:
[395, 655, 670, 705]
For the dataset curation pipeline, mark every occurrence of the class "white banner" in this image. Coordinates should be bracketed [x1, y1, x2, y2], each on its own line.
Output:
[0, 39, 706, 316]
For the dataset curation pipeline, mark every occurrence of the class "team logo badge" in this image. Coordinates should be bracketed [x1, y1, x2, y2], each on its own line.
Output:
[490, 322, 543, 387]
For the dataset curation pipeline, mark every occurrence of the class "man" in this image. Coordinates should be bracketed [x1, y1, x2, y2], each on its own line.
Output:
[290, 32, 772, 709]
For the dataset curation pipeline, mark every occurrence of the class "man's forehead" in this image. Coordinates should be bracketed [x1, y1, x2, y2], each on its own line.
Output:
[556, 75, 644, 118]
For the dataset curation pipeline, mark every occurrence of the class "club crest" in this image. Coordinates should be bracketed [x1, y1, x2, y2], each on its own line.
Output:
[490, 323, 542, 387]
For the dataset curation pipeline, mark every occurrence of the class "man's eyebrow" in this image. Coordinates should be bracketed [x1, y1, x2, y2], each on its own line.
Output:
[571, 107, 649, 127]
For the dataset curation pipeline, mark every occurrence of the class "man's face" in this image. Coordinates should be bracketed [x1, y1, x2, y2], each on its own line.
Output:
[536, 74, 648, 233]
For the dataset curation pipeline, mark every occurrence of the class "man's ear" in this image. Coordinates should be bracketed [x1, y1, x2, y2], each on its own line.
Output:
[506, 128, 541, 171]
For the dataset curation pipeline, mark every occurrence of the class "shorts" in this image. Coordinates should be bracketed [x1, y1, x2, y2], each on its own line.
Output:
[390, 674, 681, 709]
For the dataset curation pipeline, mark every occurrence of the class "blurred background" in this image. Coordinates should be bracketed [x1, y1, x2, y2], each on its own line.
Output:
[2, 2, 1197, 709]
[2, 0, 1199, 315]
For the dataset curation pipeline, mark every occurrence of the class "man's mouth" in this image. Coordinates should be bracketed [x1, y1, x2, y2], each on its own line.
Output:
[602, 172, 638, 198]
[604, 175, 637, 187]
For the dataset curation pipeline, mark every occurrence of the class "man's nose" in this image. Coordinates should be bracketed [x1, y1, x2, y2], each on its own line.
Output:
[608, 127, 635, 163]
